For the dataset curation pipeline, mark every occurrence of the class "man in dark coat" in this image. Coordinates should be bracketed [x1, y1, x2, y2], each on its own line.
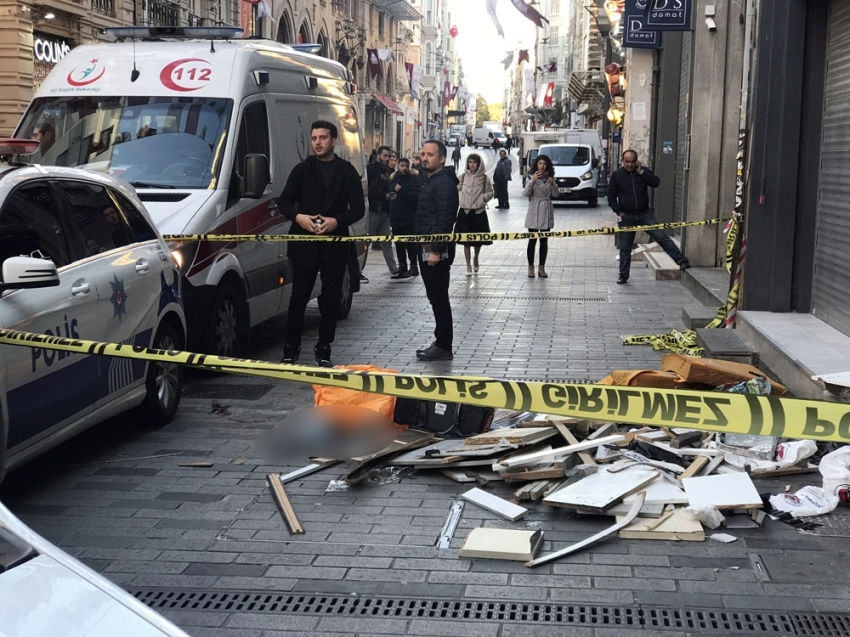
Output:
[389, 157, 422, 280]
[366, 145, 399, 275]
[451, 144, 462, 171]
[414, 140, 460, 361]
[279, 120, 365, 367]
[608, 149, 690, 285]
[493, 149, 513, 209]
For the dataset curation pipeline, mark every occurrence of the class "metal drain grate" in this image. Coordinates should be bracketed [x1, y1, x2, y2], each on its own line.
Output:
[799, 513, 850, 538]
[127, 589, 850, 634]
[357, 294, 608, 302]
[182, 384, 275, 400]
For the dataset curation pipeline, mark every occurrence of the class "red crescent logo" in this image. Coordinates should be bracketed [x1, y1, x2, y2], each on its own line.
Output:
[160, 58, 211, 92]
[66, 66, 105, 87]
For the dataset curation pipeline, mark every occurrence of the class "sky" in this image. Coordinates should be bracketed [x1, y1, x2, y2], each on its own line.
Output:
[448, 0, 537, 103]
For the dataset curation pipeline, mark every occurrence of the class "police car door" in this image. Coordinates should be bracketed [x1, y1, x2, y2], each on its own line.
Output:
[55, 180, 164, 407]
[0, 179, 100, 453]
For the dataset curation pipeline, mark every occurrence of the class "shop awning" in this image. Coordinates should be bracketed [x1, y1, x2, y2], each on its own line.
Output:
[370, 0, 422, 21]
[372, 94, 403, 115]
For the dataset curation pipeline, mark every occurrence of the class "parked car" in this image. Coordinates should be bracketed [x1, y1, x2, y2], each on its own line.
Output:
[0, 499, 191, 636]
[0, 139, 186, 483]
[15, 26, 368, 358]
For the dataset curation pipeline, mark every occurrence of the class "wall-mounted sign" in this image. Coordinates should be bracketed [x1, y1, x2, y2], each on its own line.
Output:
[662, 140, 674, 154]
[623, 0, 661, 49]
[646, 0, 693, 31]
[34, 33, 73, 66]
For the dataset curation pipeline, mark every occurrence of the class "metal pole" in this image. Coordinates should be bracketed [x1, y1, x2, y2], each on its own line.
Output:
[599, 37, 612, 189]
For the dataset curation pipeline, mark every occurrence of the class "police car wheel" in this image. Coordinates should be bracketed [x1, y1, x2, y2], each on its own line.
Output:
[138, 321, 183, 427]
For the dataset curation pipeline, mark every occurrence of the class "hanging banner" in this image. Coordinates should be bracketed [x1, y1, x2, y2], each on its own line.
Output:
[518, 49, 530, 65]
[524, 68, 535, 105]
[509, 0, 549, 28]
[624, 0, 661, 48]
[486, 0, 505, 37]
[536, 62, 558, 74]
[367, 48, 382, 79]
[411, 64, 422, 100]
[544, 82, 555, 107]
[443, 81, 452, 107]
[451, 84, 459, 100]
[377, 49, 395, 62]
[646, 0, 693, 31]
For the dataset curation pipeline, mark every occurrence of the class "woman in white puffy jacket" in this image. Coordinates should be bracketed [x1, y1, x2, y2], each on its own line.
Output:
[523, 154, 557, 278]
[455, 153, 495, 277]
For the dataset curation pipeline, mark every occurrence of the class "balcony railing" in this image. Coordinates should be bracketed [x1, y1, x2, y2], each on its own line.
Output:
[92, 0, 114, 16]
[188, 13, 204, 26]
[146, 0, 180, 26]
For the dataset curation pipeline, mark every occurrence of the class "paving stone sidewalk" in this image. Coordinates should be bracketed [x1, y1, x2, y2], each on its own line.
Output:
[3, 172, 848, 637]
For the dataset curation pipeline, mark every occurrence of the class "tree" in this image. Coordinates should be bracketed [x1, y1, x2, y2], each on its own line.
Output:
[475, 95, 490, 127]
[488, 102, 504, 124]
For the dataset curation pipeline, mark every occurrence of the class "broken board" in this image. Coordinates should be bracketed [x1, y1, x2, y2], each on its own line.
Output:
[464, 427, 556, 446]
[500, 435, 626, 468]
[682, 472, 762, 510]
[623, 478, 689, 506]
[617, 507, 705, 541]
[542, 469, 658, 513]
[344, 429, 439, 484]
[459, 528, 543, 561]
[460, 487, 528, 521]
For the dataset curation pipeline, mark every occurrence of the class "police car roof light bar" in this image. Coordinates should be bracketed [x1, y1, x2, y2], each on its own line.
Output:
[0, 139, 40, 157]
[105, 26, 244, 41]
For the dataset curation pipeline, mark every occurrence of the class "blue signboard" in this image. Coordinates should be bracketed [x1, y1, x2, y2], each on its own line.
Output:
[623, 0, 661, 49]
[646, 0, 693, 31]
[662, 140, 674, 155]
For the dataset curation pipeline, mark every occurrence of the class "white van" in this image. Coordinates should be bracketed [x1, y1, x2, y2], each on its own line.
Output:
[14, 26, 368, 357]
[538, 143, 600, 207]
[472, 127, 501, 148]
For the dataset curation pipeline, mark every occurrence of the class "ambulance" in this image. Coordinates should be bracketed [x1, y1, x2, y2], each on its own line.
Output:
[15, 27, 369, 357]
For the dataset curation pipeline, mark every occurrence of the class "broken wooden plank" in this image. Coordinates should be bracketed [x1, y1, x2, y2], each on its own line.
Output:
[460, 487, 528, 521]
[680, 456, 710, 480]
[464, 427, 556, 446]
[527, 492, 646, 567]
[543, 468, 658, 513]
[500, 435, 626, 468]
[279, 462, 340, 485]
[682, 473, 762, 510]
[267, 473, 304, 534]
[441, 469, 478, 483]
[460, 528, 543, 561]
[699, 455, 725, 476]
[553, 424, 596, 466]
[617, 507, 705, 541]
[345, 430, 440, 484]
[502, 463, 566, 482]
[670, 430, 704, 449]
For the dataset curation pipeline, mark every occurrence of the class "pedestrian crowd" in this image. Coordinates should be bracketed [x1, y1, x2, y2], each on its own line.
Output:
[279, 121, 689, 366]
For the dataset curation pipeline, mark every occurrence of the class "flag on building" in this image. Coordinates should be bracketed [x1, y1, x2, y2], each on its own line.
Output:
[544, 82, 555, 106]
[367, 48, 381, 80]
[443, 81, 453, 107]
[449, 25, 459, 37]
[451, 85, 459, 100]
[378, 49, 395, 62]
[486, 0, 505, 38]
[518, 49, 530, 64]
[256, 0, 269, 18]
[411, 64, 422, 99]
[536, 62, 557, 74]
[501, 51, 514, 70]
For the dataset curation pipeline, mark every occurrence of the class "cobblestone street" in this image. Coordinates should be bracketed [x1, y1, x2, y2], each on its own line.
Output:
[2, 170, 846, 637]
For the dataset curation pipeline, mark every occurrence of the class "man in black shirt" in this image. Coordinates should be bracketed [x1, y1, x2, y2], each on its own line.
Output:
[608, 150, 690, 284]
[279, 120, 365, 367]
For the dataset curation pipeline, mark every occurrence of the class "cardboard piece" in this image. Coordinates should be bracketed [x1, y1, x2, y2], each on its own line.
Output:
[460, 487, 528, 521]
[441, 469, 477, 483]
[682, 472, 763, 510]
[617, 507, 705, 541]
[543, 468, 658, 513]
[459, 528, 543, 561]
[598, 369, 696, 390]
[661, 354, 788, 395]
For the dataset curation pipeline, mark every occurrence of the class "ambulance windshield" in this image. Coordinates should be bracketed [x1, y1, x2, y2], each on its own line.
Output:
[18, 96, 233, 189]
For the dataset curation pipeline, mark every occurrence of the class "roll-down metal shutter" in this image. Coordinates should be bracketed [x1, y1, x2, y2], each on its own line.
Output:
[813, 1, 850, 336]
[672, 32, 694, 231]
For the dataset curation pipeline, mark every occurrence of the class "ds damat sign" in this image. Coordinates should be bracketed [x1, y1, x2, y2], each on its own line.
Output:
[623, 0, 693, 50]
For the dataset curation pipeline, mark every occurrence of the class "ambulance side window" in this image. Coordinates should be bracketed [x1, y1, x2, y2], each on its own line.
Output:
[228, 100, 270, 207]
[0, 181, 72, 269]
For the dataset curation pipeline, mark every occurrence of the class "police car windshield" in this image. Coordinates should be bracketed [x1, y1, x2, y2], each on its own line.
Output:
[17, 96, 233, 189]
[546, 146, 590, 167]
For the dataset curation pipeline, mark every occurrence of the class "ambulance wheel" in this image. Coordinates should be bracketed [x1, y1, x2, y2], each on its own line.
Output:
[202, 282, 249, 358]
[138, 320, 183, 428]
[338, 267, 353, 320]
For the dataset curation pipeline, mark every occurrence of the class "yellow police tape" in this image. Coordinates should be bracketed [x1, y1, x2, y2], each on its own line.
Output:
[163, 217, 727, 244]
[2, 328, 849, 444]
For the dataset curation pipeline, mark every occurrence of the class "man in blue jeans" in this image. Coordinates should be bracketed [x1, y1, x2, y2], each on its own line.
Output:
[607, 150, 690, 284]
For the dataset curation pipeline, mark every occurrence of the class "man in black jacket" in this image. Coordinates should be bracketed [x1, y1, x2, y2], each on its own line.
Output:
[279, 120, 365, 367]
[389, 157, 421, 280]
[415, 140, 460, 361]
[608, 150, 690, 284]
[366, 145, 399, 276]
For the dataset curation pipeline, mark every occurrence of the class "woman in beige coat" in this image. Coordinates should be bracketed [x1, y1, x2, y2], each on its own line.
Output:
[455, 153, 495, 276]
[522, 154, 557, 278]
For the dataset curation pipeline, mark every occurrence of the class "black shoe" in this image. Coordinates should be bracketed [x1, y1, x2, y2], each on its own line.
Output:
[314, 343, 332, 367]
[408, 267, 419, 277]
[617, 276, 628, 285]
[679, 261, 691, 271]
[390, 270, 414, 281]
[416, 344, 453, 361]
[281, 344, 300, 364]
[359, 273, 369, 283]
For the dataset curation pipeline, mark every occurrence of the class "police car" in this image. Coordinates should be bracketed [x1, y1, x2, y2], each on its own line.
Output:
[0, 139, 185, 483]
[0, 499, 191, 636]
